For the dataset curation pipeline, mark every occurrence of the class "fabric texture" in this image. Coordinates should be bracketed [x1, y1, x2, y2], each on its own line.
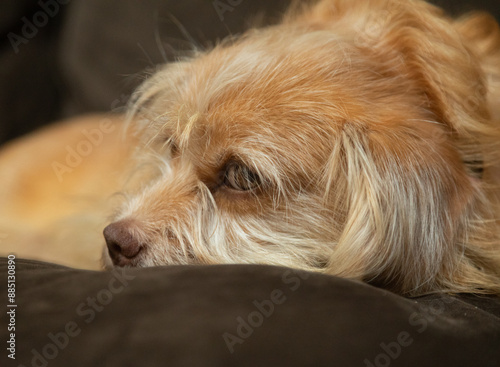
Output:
[1, 257, 499, 367]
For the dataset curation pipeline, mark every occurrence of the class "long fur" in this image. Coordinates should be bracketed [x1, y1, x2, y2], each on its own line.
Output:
[104, 0, 500, 296]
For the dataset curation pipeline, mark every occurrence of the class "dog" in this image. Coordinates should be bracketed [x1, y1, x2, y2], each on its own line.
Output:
[1, 0, 500, 296]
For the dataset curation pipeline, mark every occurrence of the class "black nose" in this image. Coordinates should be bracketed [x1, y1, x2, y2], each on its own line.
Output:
[103, 220, 143, 266]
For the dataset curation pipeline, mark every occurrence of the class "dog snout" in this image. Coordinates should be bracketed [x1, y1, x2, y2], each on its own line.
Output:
[103, 220, 143, 266]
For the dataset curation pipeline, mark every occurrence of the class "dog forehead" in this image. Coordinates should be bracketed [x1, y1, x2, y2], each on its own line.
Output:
[197, 32, 350, 106]
[168, 29, 355, 136]
[153, 24, 425, 160]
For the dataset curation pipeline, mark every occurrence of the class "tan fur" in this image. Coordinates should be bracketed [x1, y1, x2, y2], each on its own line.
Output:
[0, 115, 136, 269]
[1, 0, 500, 294]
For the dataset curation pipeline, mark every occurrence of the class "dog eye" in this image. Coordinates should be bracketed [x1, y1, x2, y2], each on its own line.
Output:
[223, 163, 261, 191]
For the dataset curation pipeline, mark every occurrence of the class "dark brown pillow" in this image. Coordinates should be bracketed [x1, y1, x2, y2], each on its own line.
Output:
[2, 257, 499, 367]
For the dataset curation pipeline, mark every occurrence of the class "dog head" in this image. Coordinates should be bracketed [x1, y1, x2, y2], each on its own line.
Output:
[103, 0, 500, 295]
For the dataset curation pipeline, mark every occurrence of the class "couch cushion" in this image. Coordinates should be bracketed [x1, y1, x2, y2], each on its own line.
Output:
[1, 257, 499, 367]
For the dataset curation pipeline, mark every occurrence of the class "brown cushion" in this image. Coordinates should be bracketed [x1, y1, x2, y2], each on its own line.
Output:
[2, 257, 499, 367]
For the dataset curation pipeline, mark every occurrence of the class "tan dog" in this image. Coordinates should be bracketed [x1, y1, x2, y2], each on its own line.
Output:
[1, 0, 500, 296]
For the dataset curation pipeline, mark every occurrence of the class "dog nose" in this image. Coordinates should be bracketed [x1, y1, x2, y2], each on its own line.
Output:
[103, 220, 143, 266]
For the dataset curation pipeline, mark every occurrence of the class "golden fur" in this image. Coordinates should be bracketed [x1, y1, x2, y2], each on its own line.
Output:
[1, 0, 500, 295]
[0, 116, 135, 267]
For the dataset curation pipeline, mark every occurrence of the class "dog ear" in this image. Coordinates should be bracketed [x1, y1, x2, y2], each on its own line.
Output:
[319, 1, 500, 294]
[454, 12, 500, 125]
[325, 119, 500, 294]
[389, 2, 500, 176]
[324, 121, 482, 295]
[453, 13, 500, 190]
[302, 0, 500, 173]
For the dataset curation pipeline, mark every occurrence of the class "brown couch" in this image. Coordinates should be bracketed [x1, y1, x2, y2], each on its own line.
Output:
[2, 257, 499, 367]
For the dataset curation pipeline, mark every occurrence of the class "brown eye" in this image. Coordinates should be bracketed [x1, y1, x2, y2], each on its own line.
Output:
[223, 163, 261, 191]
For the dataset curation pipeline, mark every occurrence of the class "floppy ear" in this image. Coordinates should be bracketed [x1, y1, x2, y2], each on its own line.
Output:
[324, 122, 477, 295]
[454, 12, 500, 133]
[302, 0, 500, 173]
[380, 2, 500, 179]
[318, 0, 500, 294]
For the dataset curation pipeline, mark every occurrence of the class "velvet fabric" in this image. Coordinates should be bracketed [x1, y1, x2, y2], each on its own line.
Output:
[1, 257, 499, 366]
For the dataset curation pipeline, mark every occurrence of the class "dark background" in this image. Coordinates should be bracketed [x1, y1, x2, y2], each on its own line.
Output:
[0, 0, 499, 145]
